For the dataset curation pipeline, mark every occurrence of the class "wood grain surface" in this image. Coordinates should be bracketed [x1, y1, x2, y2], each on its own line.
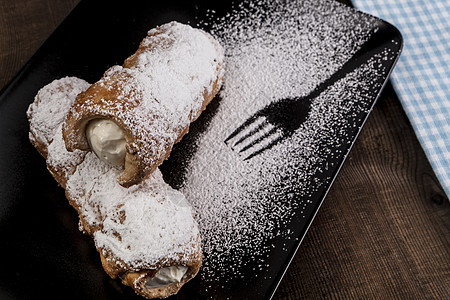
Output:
[0, 0, 448, 299]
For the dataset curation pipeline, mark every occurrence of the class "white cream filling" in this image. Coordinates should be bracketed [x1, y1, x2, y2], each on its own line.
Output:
[145, 266, 189, 289]
[86, 119, 126, 166]
[86, 120, 190, 289]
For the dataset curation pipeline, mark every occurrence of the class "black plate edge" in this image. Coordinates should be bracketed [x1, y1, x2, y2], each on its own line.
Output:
[0, 1, 404, 298]
[0, 1, 84, 100]
[266, 15, 403, 300]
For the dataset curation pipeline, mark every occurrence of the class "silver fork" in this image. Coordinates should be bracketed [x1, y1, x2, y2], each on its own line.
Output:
[225, 26, 391, 160]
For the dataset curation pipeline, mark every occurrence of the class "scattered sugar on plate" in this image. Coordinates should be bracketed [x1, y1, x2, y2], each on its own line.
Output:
[169, 0, 397, 286]
[27, 1, 400, 294]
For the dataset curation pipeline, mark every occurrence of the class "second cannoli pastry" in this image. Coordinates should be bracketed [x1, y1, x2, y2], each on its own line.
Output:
[28, 77, 202, 299]
[63, 21, 225, 187]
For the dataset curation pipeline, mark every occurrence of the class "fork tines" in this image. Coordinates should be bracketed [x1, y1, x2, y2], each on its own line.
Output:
[224, 116, 283, 160]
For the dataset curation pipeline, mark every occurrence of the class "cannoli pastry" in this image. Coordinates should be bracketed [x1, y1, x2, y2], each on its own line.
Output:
[63, 21, 225, 187]
[27, 77, 90, 159]
[27, 77, 202, 299]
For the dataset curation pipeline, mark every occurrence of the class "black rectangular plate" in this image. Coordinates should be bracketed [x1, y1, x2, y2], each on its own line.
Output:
[0, 0, 401, 299]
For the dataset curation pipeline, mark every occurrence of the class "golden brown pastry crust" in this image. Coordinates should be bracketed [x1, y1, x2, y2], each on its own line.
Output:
[62, 22, 225, 188]
[30, 114, 203, 300]
[29, 20, 225, 297]
[27, 29, 216, 295]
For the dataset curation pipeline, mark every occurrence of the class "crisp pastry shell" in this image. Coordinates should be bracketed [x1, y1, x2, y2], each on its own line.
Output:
[62, 22, 225, 188]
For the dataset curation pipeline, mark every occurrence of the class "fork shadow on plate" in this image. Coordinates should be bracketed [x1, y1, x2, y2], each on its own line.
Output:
[225, 96, 312, 160]
[225, 24, 395, 160]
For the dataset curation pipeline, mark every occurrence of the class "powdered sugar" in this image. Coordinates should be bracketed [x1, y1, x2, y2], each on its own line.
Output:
[47, 124, 86, 184]
[27, 77, 90, 152]
[63, 22, 225, 186]
[66, 153, 200, 268]
[27, 2, 397, 295]
[29, 76, 201, 271]
[170, 0, 395, 285]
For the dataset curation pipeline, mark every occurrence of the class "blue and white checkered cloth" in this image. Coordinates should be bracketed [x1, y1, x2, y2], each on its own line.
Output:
[352, 0, 450, 197]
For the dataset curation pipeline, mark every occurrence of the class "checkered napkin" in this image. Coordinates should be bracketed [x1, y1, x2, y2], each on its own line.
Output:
[352, 0, 450, 197]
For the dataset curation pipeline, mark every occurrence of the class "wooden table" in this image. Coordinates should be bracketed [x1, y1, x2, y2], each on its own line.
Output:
[1, 0, 448, 298]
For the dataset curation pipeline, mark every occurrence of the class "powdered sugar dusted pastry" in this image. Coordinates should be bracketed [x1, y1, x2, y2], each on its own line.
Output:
[27, 77, 90, 159]
[27, 77, 202, 299]
[63, 21, 225, 187]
